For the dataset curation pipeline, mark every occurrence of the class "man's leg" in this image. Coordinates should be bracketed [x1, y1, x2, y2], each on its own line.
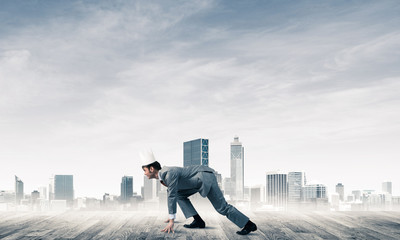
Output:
[177, 188, 199, 218]
[207, 182, 249, 228]
[207, 182, 257, 235]
[177, 189, 205, 228]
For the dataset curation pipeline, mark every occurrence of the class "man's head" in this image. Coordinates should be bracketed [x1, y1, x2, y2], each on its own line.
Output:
[142, 161, 162, 179]
[139, 150, 161, 179]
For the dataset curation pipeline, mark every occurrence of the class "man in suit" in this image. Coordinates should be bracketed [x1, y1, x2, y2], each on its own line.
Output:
[141, 151, 257, 235]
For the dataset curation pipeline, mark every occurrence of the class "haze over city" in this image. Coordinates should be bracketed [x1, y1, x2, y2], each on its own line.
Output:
[1, 0, 400, 198]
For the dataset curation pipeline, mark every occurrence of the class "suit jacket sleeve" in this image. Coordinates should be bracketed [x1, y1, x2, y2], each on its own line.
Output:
[166, 169, 179, 215]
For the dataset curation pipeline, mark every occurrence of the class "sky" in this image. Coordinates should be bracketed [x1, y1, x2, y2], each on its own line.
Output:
[1, 0, 400, 198]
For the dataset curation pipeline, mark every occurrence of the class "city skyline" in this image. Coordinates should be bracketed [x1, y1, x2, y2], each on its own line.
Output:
[1, 0, 400, 198]
[3, 141, 398, 200]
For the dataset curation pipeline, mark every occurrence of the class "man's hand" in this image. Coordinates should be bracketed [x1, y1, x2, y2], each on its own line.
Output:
[161, 219, 175, 233]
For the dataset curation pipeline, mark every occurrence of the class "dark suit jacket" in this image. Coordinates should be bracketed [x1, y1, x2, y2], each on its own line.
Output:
[158, 165, 215, 214]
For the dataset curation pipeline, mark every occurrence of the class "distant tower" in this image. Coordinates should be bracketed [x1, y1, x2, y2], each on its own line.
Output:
[31, 190, 40, 205]
[214, 171, 223, 190]
[382, 181, 392, 194]
[352, 190, 361, 201]
[336, 183, 344, 201]
[266, 171, 288, 208]
[38, 186, 47, 200]
[143, 176, 160, 201]
[49, 176, 55, 200]
[53, 175, 74, 206]
[120, 176, 133, 202]
[183, 138, 209, 167]
[231, 136, 244, 200]
[15, 176, 24, 204]
[288, 172, 306, 203]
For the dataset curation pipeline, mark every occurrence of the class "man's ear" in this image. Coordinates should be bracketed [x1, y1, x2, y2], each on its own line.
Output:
[149, 166, 154, 172]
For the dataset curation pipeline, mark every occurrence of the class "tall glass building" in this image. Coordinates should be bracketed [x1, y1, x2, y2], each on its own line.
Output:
[231, 136, 244, 200]
[288, 172, 306, 203]
[121, 176, 133, 202]
[54, 175, 74, 206]
[336, 183, 344, 201]
[183, 138, 209, 167]
[15, 176, 24, 204]
[143, 176, 160, 201]
[266, 172, 288, 208]
[382, 181, 392, 194]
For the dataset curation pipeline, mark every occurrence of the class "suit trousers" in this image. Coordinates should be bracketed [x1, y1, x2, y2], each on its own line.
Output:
[177, 174, 249, 228]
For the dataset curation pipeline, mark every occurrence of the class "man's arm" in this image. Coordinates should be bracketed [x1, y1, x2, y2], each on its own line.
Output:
[166, 170, 179, 217]
[161, 169, 179, 233]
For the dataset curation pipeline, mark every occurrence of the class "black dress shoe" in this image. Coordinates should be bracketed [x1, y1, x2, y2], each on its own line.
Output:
[183, 219, 206, 228]
[236, 221, 257, 235]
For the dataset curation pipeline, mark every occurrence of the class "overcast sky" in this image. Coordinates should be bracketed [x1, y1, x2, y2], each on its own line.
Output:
[1, 0, 400, 198]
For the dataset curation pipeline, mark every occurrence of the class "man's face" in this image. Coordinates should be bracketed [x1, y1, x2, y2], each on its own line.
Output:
[143, 167, 156, 179]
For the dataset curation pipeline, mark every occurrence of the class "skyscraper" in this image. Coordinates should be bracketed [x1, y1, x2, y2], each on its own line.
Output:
[143, 176, 160, 201]
[352, 190, 361, 201]
[288, 172, 306, 203]
[120, 176, 133, 202]
[38, 186, 47, 200]
[49, 176, 54, 200]
[15, 176, 24, 204]
[183, 138, 209, 167]
[266, 171, 288, 208]
[31, 190, 40, 205]
[250, 185, 265, 204]
[231, 136, 244, 200]
[382, 181, 392, 194]
[222, 177, 235, 199]
[336, 183, 344, 201]
[53, 175, 74, 206]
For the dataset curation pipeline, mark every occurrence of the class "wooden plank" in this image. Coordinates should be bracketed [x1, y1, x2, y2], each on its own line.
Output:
[331, 212, 400, 239]
[305, 212, 392, 240]
[0, 213, 54, 239]
[1, 211, 400, 239]
[254, 212, 311, 240]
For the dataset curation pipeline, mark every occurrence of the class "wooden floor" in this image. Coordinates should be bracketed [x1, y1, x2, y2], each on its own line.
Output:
[1, 210, 400, 239]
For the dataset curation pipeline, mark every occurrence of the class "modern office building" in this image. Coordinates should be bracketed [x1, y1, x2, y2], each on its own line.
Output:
[38, 186, 47, 200]
[143, 175, 160, 201]
[222, 177, 235, 199]
[214, 171, 222, 190]
[183, 138, 209, 167]
[304, 184, 327, 200]
[231, 136, 244, 200]
[352, 190, 361, 201]
[250, 185, 265, 203]
[120, 176, 133, 202]
[0, 190, 14, 204]
[53, 175, 74, 206]
[31, 190, 40, 204]
[382, 181, 392, 195]
[266, 172, 288, 208]
[49, 176, 54, 201]
[336, 183, 344, 201]
[288, 172, 306, 203]
[15, 176, 24, 204]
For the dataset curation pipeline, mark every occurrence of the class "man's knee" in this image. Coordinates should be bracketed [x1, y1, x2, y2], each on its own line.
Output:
[214, 202, 232, 215]
[177, 195, 188, 201]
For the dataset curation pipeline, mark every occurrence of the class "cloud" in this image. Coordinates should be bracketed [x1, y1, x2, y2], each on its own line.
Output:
[326, 32, 400, 71]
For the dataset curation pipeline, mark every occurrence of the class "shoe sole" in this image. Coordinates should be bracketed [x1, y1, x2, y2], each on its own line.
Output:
[236, 225, 257, 235]
[183, 225, 206, 229]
